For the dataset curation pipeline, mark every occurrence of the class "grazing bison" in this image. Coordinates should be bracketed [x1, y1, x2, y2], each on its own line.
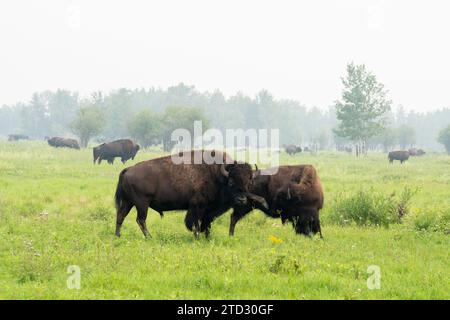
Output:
[229, 165, 324, 237]
[93, 139, 140, 164]
[114, 150, 268, 238]
[416, 149, 426, 156]
[388, 150, 410, 163]
[47, 137, 80, 150]
[8, 134, 29, 141]
[284, 144, 302, 155]
[409, 148, 425, 156]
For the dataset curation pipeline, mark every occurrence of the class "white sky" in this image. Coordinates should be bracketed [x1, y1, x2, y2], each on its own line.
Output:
[0, 0, 449, 111]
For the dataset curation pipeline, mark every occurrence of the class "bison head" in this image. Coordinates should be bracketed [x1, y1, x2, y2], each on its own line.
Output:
[221, 161, 268, 209]
[274, 183, 322, 237]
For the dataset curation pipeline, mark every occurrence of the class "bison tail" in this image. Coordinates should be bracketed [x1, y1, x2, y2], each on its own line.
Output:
[184, 212, 195, 231]
[114, 169, 129, 211]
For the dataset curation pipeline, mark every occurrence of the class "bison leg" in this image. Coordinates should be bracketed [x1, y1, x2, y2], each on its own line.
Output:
[115, 201, 133, 237]
[229, 208, 248, 236]
[135, 202, 150, 237]
[200, 215, 213, 238]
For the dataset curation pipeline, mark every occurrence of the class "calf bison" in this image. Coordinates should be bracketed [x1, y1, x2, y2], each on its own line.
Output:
[284, 144, 302, 155]
[114, 150, 268, 238]
[229, 165, 324, 237]
[47, 137, 80, 150]
[388, 150, 410, 163]
[8, 134, 29, 141]
[93, 139, 140, 164]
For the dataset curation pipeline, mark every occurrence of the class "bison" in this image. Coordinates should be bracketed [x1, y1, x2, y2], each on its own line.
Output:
[93, 139, 140, 164]
[47, 137, 80, 150]
[388, 150, 410, 163]
[284, 144, 302, 155]
[409, 148, 425, 156]
[114, 150, 268, 238]
[229, 165, 324, 237]
[8, 134, 29, 141]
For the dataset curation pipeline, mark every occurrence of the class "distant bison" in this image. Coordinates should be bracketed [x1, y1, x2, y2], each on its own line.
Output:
[416, 149, 426, 156]
[8, 134, 29, 141]
[93, 139, 140, 165]
[284, 144, 302, 155]
[409, 148, 426, 156]
[230, 165, 324, 237]
[47, 137, 80, 150]
[388, 150, 410, 163]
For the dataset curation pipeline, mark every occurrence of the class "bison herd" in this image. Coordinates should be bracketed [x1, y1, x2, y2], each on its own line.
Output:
[5, 134, 429, 240]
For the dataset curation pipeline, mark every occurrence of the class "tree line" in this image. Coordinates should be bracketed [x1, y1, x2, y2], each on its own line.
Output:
[1, 67, 450, 153]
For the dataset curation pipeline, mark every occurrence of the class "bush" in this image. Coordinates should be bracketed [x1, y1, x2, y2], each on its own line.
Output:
[329, 187, 417, 227]
[414, 209, 450, 233]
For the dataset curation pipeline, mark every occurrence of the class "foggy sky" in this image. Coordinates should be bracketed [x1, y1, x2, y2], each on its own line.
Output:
[1, 0, 449, 111]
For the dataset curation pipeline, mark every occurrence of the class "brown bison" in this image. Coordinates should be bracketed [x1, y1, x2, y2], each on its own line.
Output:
[8, 134, 29, 141]
[284, 144, 302, 155]
[114, 150, 268, 238]
[409, 148, 426, 156]
[388, 150, 410, 163]
[229, 165, 324, 237]
[93, 139, 140, 164]
[47, 137, 80, 149]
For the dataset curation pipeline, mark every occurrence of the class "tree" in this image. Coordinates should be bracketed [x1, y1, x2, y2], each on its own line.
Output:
[161, 106, 210, 151]
[127, 109, 162, 147]
[380, 127, 398, 152]
[70, 107, 105, 147]
[397, 124, 416, 149]
[334, 63, 392, 156]
[437, 125, 450, 154]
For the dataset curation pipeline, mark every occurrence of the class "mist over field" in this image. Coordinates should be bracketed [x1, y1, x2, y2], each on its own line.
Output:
[0, 1, 449, 302]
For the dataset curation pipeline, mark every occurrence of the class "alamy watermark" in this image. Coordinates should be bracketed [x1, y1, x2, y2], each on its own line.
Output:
[367, 265, 381, 290]
[67, 265, 81, 290]
[170, 121, 280, 174]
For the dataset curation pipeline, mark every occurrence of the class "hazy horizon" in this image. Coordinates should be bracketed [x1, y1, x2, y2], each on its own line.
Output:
[1, 0, 449, 111]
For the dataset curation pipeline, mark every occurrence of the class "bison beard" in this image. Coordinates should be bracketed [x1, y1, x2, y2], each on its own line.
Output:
[113, 150, 268, 238]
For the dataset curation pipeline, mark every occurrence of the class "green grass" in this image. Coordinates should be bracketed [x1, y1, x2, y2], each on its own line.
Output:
[0, 141, 449, 299]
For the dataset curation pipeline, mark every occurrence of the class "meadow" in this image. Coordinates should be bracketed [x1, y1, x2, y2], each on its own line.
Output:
[0, 141, 448, 299]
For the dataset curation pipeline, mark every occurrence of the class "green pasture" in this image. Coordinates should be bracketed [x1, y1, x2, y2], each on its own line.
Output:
[0, 141, 448, 299]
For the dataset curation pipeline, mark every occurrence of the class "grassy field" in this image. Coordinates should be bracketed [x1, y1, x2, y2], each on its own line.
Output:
[0, 141, 448, 299]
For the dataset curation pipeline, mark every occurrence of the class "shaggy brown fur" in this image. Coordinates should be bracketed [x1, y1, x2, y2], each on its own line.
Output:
[93, 139, 140, 164]
[47, 137, 80, 150]
[114, 150, 267, 238]
[229, 165, 324, 237]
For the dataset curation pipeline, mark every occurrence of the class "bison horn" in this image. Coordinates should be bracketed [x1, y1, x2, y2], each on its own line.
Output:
[220, 164, 229, 178]
[253, 164, 260, 179]
[286, 187, 291, 200]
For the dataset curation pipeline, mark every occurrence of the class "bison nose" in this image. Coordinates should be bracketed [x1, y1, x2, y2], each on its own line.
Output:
[234, 195, 248, 205]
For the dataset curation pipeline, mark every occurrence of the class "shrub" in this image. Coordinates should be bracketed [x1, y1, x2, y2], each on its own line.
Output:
[414, 209, 450, 233]
[329, 187, 418, 227]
